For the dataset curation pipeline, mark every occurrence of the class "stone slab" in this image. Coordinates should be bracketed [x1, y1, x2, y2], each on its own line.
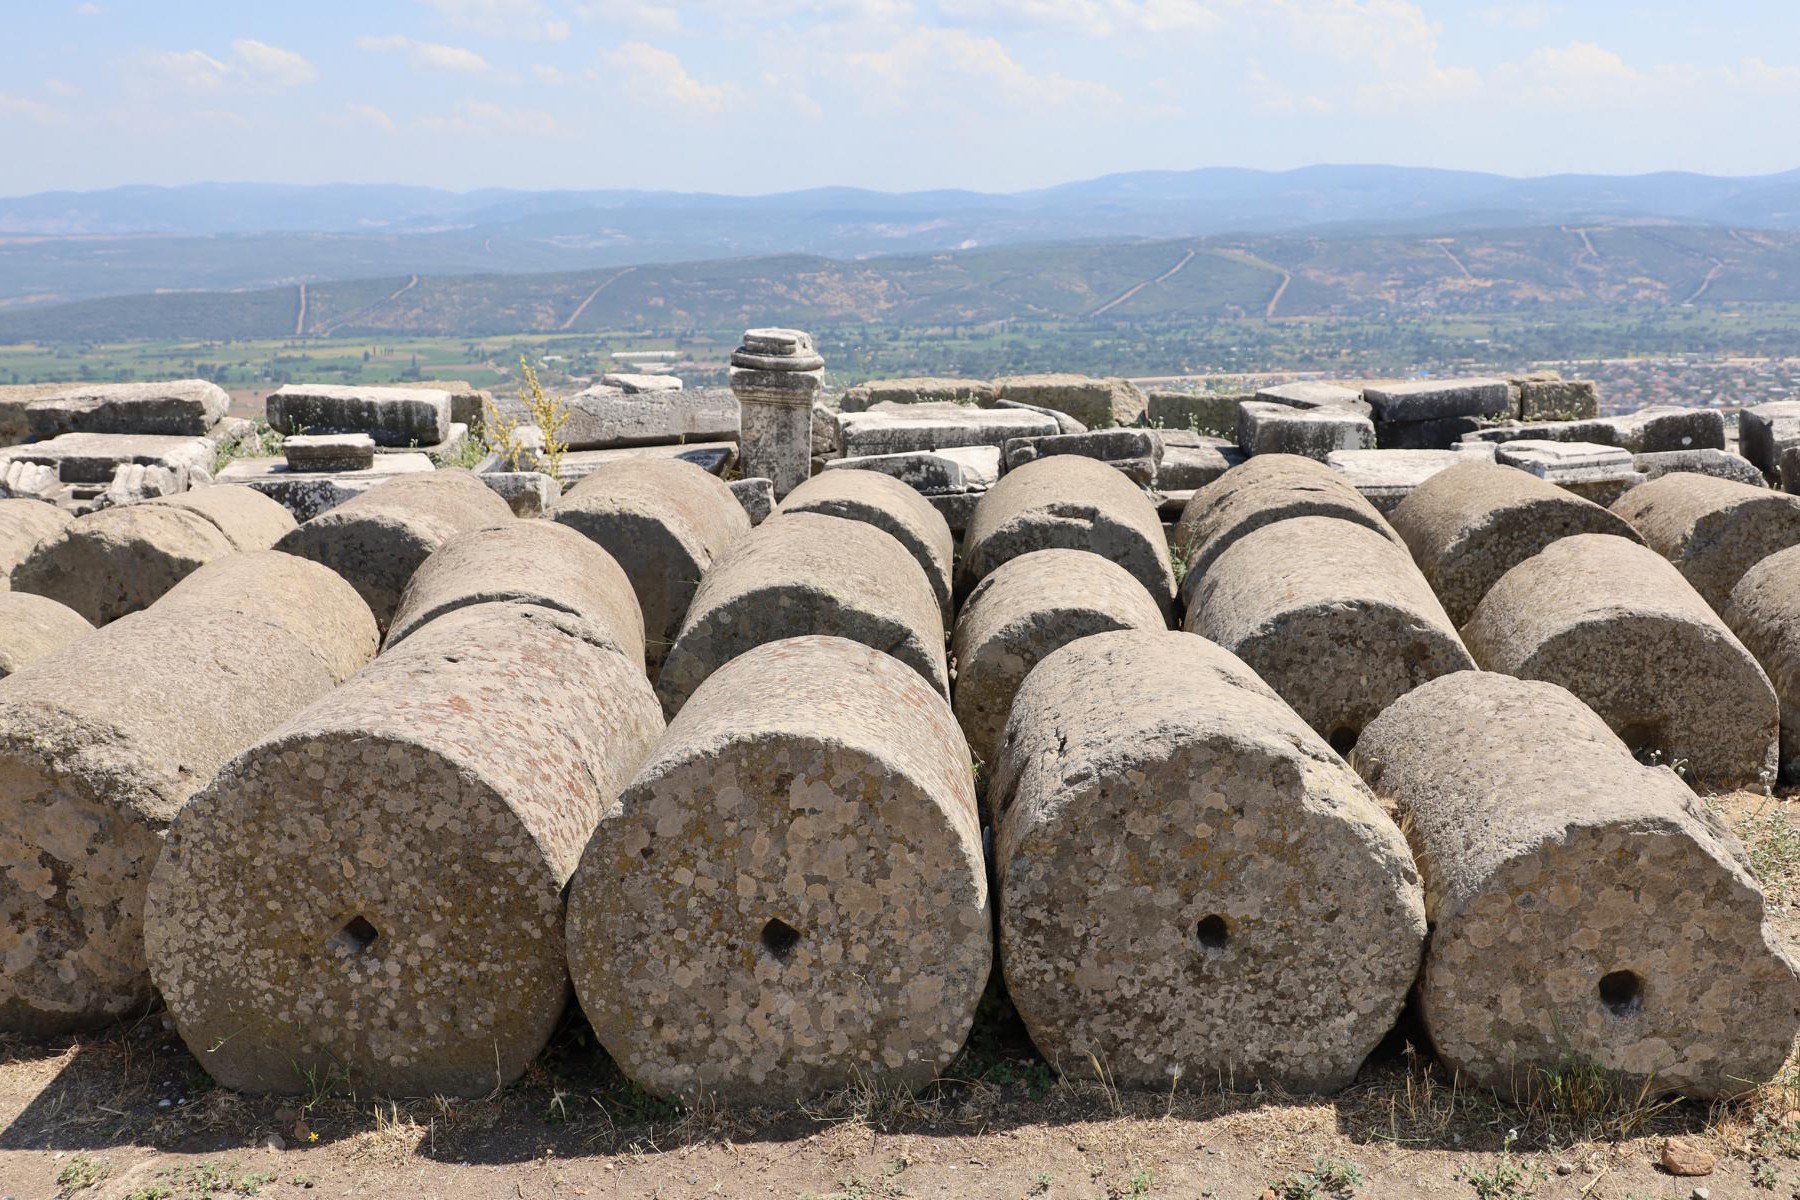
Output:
[1255, 381, 1373, 418]
[730, 477, 776, 525]
[1638, 449, 1765, 488]
[1156, 441, 1244, 491]
[215, 454, 438, 522]
[266, 384, 452, 447]
[601, 373, 683, 393]
[480, 471, 560, 518]
[0, 432, 214, 487]
[1517, 378, 1599, 421]
[523, 385, 738, 450]
[1003, 429, 1163, 485]
[993, 374, 1146, 428]
[554, 441, 738, 486]
[1238, 401, 1375, 460]
[1325, 444, 1498, 513]
[840, 377, 997, 412]
[837, 402, 1056, 457]
[283, 433, 376, 473]
[27, 380, 229, 438]
[1363, 378, 1512, 423]
[823, 446, 1001, 495]
[1146, 390, 1250, 438]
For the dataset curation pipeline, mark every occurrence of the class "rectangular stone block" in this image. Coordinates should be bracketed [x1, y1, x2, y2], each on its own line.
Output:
[283, 433, 376, 473]
[415, 380, 489, 430]
[1147, 391, 1253, 438]
[267, 385, 452, 447]
[837, 402, 1056, 457]
[824, 446, 1001, 495]
[1469, 406, 1725, 456]
[601, 373, 683, 394]
[216, 453, 437, 521]
[1326, 444, 1497, 513]
[1237, 401, 1375, 461]
[994, 374, 1146, 428]
[509, 386, 739, 451]
[993, 397, 1085, 434]
[729, 477, 775, 525]
[1637, 449, 1765, 488]
[1517, 379, 1599, 421]
[26, 380, 229, 439]
[1363, 378, 1512, 423]
[0, 432, 214, 486]
[553, 441, 738, 486]
[0, 383, 79, 446]
[1376, 415, 1489, 450]
[1738, 401, 1800, 476]
[1156, 441, 1244, 491]
[840, 377, 997, 412]
[1255, 381, 1373, 418]
[1002, 429, 1163, 485]
[479, 471, 561, 518]
[927, 491, 983, 535]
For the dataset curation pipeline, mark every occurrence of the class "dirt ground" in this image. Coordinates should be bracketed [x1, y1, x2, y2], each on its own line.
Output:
[5, 793, 1800, 1200]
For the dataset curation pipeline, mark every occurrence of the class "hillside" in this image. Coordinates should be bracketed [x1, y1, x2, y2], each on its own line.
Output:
[5, 224, 1799, 345]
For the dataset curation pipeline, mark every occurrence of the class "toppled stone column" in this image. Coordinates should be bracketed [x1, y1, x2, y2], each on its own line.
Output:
[657, 512, 947, 717]
[963, 456, 1174, 617]
[1727, 546, 1800, 780]
[385, 521, 645, 662]
[1390, 462, 1642, 625]
[0, 551, 377, 1034]
[0, 499, 70, 588]
[1464, 533, 1777, 787]
[991, 630, 1424, 1093]
[729, 328, 821, 499]
[1185, 516, 1473, 750]
[1612, 472, 1800, 611]
[778, 469, 955, 625]
[1172, 454, 1403, 611]
[0, 593, 91, 677]
[549, 458, 751, 675]
[567, 635, 989, 1103]
[15, 486, 298, 625]
[953, 549, 1165, 771]
[146, 602, 662, 1097]
[1356, 671, 1800, 1099]
[275, 469, 513, 633]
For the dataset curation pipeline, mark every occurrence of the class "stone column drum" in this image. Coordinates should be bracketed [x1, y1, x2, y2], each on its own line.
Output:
[1389, 462, 1642, 626]
[962, 455, 1175, 618]
[0, 593, 91, 677]
[778, 469, 956, 626]
[146, 602, 663, 1097]
[729, 328, 821, 499]
[385, 520, 645, 664]
[275, 468, 514, 634]
[0, 499, 70, 589]
[1465, 534, 1777, 788]
[1728, 545, 1800, 781]
[1357, 671, 1800, 1098]
[656, 512, 947, 717]
[1185, 516, 1475, 751]
[549, 458, 751, 675]
[1612, 471, 1800, 611]
[1172, 454, 1403, 611]
[952, 549, 1166, 772]
[0, 551, 378, 1034]
[567, 635, 990, 1103]
[991, 630, 1424, 1093]
[15, 486, 298, 626]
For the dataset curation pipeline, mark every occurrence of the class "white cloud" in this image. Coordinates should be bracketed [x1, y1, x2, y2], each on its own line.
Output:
[532, 63, 567, 84]
[133, 40, 318, 93]
[1478, 3, 1554, 31]
[1743, 57, 1800, 96]
[849, 28, 1119, 106]
[232, 39, 320, 87]
[45, 79, 82, 98]
[575, 0, 683, 34]
[340, 102, 398, 131]
[356, 35, 492, 73]
[418, 0, 572, 41]
[937, 0, 1217, 35]
[0, 94, 65, 124]
[138, 49, 235, 92]
[72, 2, 103, 14]
[419, 100, 560, 136]
[1274, 0, 1443, 71]
[600, 42, 732, 112]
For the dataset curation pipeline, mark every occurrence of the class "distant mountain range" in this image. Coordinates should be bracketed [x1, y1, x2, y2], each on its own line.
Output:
[7, 223, 1797, 345]
[4, 165, 1800, 310]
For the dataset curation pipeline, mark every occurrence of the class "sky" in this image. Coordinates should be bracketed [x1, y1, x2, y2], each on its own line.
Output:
[1, 0, 1797, 196]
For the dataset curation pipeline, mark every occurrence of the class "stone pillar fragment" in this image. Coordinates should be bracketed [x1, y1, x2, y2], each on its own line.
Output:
[992, 630, 1424, 1093]
[1186, 516, 1474, 750]
[567, 636, 989, 1103]
[1464, 533, 1777, 788]
[1356, 671, 1800, 1099]
[1612, 471, 1800, 611]
[0, 499, 70, 589]
[778, 469, 955, 626]
[0, 551, 377, 1034]
[1727, 545, 1800, 781]
[0, 592, 91, 677]
[146, 602, 663, 1097]
[729, 328, 821, 499]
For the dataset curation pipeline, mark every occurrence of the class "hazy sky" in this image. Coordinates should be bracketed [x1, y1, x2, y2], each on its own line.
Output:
[2, 1, 1797, 195]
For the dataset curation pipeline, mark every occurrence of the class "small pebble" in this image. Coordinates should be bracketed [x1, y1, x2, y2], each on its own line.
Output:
[157, 1099, 170, 1108]
[262, 1133, 286, 1151]
[1692, 1188, 1710, 1200]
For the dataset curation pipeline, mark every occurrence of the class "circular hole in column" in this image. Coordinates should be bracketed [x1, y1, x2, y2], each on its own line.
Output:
[329, 915, 380, 956]
[1195, 914, 1230, 952]
[1598, 969, 1644, 1017]
[760, 917, 801, 963]
[1328, 726, 1359, 756]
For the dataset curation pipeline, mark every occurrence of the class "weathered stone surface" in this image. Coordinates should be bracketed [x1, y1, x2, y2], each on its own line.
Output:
[147, 603, 660, 1097]
[810, 404, 840, 462]
[1728, 546, 1800, 781]
[27, 380, 229, 439]
[385, 521, 644, 663]
[275, 469, 513, 634]
[601, 372, 683, 393]
[779, 470, 955, 625]
[16, 487, 297, 625]
[0, 461, 60, 501]
[995, 374, 1145, 428]
[992, 629, 1424, 1093]
[732, 327, 823, 370]
[952, 550, 1164, 767]
[1186, 516, 1474, 748]
[0, 551, 377, 1034]
[1464, 534, 1778, 787]
[1364, 378, 1512, 423]
[215, 453, 437, 522]
[1357, 671, 1800, 1099]
[283, 433, 375, 473]
[1172, 454, 1405, 610]
[1496, 439, 1635, 479]
[1613, 472, 1800, 611]
[1156, 441, 1243, 491]
[549, 458, 750, 675]
[1661, 1139, 1717, 1178]
[267, 384, 452, 447]
[1739, 401, 1800, 477]
[0, 383, 76, 445]
[1255, 381, 1372, 417]
[1637, 448, 1765, 487]
[1777, 447, 1800, 498]
[840, 377, 997, 412]
[1391, 462, 1642, 626]
[963, 455, 1175, 617]
[0, 499, 70, 589]
[414, 379, 489, 429]
[658, 512, 947, 717]
[545, 385, 738, 450]
[1004, 429, 1164, 485]
[0, 432, 214, 487]
[557, 441, 738, 485]
[929, 491, 982, 535]
[1517, 378, 1599, 421]
[733, 376, 817, 500]
[479, 470, 559, 517]
[568, 635, 987, 1103]
[1325, 444, 1496, 512]
[0, 592, 91, 677]
[993, 397, 1086, 434]
[1147, 390, 1250, 438]
[1376, 414, 1492, 450]
[823, 446, 1000, 494]
[1471, 406, 1726, 454]
[103, 463, 180, 506]
[729, 477, 776, 525]
[1238, 401, 1375, 460]
[837, 402, 1057, 457]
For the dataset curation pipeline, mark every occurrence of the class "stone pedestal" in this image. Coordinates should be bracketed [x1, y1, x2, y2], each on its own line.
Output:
[729, 328, 822, 499]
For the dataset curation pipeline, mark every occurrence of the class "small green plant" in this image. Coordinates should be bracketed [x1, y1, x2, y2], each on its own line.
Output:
[1170, 546, 1189, 587]
[56, 1154, 113, 1191]
[1737, 804, 1800, 904]
[1456, 1131, 1542, 1199]
[1034, 1172, 1052, 1194]
[213, 419, 284, 473]
[1753, 1159, 1782, 1189]
[1267, 1156, 1363, 1199]
[482, 357, 569, 480]
[435, 432, 488, 469]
